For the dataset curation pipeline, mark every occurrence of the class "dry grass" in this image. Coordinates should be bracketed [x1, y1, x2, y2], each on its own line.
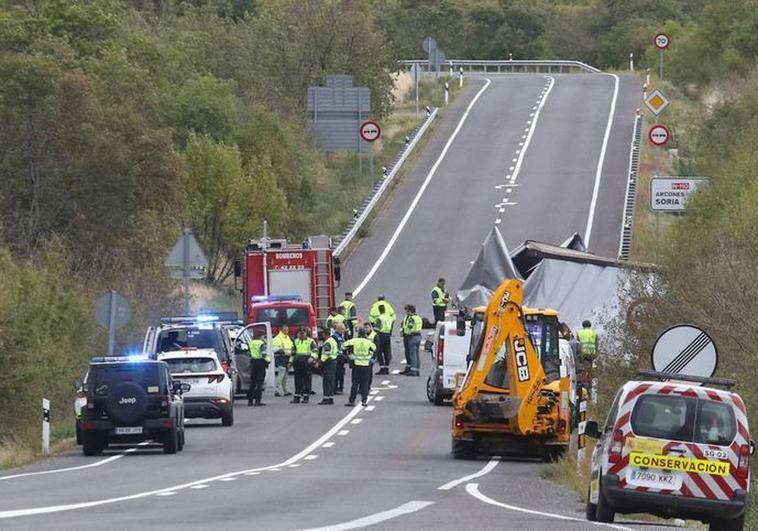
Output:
[0, 437, 75, 470]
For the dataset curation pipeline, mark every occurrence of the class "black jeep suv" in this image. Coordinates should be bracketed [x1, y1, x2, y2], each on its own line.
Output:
[80, 357, 188, 456]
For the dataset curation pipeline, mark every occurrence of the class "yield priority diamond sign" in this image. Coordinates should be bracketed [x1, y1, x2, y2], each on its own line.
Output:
[644, 89, 670, 116]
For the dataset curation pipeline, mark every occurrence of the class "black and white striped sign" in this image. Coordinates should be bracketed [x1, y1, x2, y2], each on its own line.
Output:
[652, 324, 717, 380]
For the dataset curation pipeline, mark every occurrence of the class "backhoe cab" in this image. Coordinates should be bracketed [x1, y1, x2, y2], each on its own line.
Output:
[452, 278, 571, 460]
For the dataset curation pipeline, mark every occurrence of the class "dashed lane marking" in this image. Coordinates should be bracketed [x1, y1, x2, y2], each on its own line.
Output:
[350, 419, 363, 425]
[322, 442, 335, 448]
[338, 430, 349, 436]
[156, 492, 176, 497]
[508, 76, 555, 184]
[190, 485, 209, 490]
[304, 455, 319, 461]
[365, 405, 375, 411]
[373, 396, 384, 402]
[219, 477, 236, 482]
[381, 380, 390, 385]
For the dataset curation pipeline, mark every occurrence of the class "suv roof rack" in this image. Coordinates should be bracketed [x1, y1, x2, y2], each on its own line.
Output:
[637, 370, 736, 390]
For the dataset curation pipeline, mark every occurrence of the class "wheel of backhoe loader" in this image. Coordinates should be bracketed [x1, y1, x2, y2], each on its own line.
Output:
[542, 446, 566, 463]
[452, 438, 477, 460]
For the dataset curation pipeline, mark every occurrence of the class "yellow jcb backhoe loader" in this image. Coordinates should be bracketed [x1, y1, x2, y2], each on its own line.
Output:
[451, 278, 571, 460]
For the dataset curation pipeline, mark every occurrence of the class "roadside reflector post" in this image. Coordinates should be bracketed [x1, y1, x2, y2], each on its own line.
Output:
[459, 66, 463, 88]
[444, 82, 449, 106]
[42, 398, 50, 456]
[629, 52, 634, 71]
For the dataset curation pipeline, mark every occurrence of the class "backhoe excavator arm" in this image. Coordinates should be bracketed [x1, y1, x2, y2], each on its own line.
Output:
[453, 279, 548, 435]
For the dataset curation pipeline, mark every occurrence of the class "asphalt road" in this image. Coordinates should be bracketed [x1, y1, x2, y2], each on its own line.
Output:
[0, 73, 679, 530]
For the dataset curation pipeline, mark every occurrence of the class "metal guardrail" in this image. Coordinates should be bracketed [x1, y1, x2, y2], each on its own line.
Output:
[399, 59, 602, 74]
[333, 108, 439, 257]
[618, 112, 643, 260]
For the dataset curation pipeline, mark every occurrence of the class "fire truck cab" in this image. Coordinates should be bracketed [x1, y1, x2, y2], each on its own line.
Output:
[236, 235, 337, 336]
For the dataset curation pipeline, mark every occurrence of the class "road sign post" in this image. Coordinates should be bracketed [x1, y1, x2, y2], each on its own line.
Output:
[42, 398, 50, 456]
[94, 291, 131, 355]
[654, 32, 670, 79]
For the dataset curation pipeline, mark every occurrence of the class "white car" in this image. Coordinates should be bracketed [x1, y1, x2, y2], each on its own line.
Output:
[158, 349, 234, 426]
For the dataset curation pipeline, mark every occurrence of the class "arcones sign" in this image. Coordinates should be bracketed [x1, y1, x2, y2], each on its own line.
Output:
[650, 176, 708, 212]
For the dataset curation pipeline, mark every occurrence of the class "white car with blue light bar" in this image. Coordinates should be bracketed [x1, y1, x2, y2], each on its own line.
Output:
[159, 349, 235, 426]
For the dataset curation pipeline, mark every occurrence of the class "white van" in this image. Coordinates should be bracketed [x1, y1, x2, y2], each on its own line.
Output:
[425, 315, 471, 405]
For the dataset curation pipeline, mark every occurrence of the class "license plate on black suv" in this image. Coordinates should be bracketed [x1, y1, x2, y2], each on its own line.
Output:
[114, 426, 143, 435]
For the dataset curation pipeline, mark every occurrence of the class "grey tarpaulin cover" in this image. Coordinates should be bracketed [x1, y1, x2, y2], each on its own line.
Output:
[522, 258, 627, 334]
[456, 226, 521, 308]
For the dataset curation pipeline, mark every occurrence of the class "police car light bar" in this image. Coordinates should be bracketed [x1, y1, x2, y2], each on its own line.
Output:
[251, 295, 304, 303]
[90, 354, 150, 363]
[637, 370, 736, 389]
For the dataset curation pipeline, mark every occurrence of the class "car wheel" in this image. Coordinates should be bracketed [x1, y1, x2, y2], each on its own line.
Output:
[433, 381, 445, 406]
[177, 429, 185, 452]
[163, 427, 178, 454]
[595, 477, 615, 523]
[75, 420, 82, 445]
[82, 432, 104, 456]
[709, 513, 745, 531]
[426, 376, 435, 403]
[452, 438, 476, 460]
[221, 408, 234, 427]
[585, 482, 598, 521]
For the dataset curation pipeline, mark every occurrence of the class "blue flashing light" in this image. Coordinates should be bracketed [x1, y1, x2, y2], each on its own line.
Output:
[195, 315, 219, 322]
[127, 353, 149, 362]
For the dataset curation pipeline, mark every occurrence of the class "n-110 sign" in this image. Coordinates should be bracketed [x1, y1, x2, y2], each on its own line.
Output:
[650, 176, 708, 212]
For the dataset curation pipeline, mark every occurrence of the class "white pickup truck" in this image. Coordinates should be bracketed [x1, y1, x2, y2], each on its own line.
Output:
[424, 314, 471, 406]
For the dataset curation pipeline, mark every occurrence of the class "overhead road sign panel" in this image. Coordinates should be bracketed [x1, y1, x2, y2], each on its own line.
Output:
[652, 324, 717, 381]
[650, 176, 708, 212]
[644, 89, 670, 115]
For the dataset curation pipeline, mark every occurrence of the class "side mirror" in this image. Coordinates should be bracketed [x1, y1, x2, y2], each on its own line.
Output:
[180, 382, 192, 394]
[750, 440, 755, 456]
[580, 420, 602, 439]
[424, 339, 434, 353]
[234, 259, 242, 277]
[73, 381, 83, 390]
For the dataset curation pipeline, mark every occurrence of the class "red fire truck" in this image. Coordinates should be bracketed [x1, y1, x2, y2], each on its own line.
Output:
[235, 235, 339, 337]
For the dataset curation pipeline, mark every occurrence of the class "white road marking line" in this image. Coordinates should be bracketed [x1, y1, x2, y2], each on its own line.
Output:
[190, 485, 209, 490]
[370, 390, 379, 395]
[245, 472, 261, 476]
[391, 369, 401, 374]
[521, 134, 526, 139]
[509, 76, 555, 184]
[515, 149, 520, 153]
[352, 78, 492, 296]
[503, 201, 518, 206]
[364, 405, 375, 411]
[299, 500, 435, 531]
[529, 112, 534, 116]
[506, 188, 512, 193]
[532, 106, 537, 110]
[509, 166, 514, 171]
[511, 158, 517, 162]
[338, 430, 349, 436]
[373, 396, 384, 402]
[465, 483, 631, 530]
[494, 218, 501, 224]
[438, 457, 500, 490]
[350, 418, 363, 425]
[505, 174, 511, 179]
[269, 468, 282, 472]
[583, 73, 619, 249]
[304, 455, 319, 461]
[288, 464, 301, 468]
[498, 208, 505, 214]
[519, 142, 524, 146]
[219, 477, 236, 482]
[381, 380, 390, 385]
[156, 492, 176, 497]
[0, 441, 151, 482]
[322, 442, 335, 448]
[0, 386, 375, 519]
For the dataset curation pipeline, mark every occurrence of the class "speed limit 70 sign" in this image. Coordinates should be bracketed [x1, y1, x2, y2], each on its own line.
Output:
[654, 32, 670, 50]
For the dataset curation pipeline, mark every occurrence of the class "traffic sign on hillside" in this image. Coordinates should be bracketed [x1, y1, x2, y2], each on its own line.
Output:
[652, 324, 717, 379]
[650, 176, 708, 212]
[648, 124, 670, 146]
[644, 89, 670, 115]
[359, 120, 381, 142]
[166, 229, 208, 269]
[653, 32, 670, 50]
